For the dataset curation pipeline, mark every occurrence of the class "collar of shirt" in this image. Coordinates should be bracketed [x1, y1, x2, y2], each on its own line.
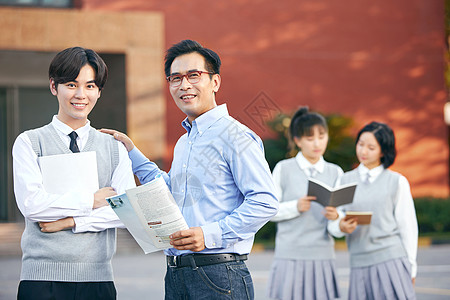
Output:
[357, 163, 384, 183]
[51, 115, 91, 150]
[181, 104, 229, 136]
[295, 152, 325, 176]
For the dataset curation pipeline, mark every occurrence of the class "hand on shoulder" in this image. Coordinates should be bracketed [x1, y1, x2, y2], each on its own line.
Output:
[99, 128, 135, 152]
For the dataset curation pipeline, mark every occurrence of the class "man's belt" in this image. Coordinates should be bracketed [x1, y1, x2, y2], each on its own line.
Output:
[166, 253, 248, 268]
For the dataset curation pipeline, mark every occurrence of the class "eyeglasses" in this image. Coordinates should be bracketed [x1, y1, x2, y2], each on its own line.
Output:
[166, 70, 214, 87]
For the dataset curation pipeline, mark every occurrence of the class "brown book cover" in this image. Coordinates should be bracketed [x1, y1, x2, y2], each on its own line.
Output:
[344, 211, 373, 225]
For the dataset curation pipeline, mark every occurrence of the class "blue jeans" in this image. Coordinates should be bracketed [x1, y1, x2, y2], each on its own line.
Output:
[164, 260, 254, 300]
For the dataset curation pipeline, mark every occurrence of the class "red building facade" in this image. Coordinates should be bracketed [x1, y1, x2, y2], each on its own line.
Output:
[81, 0, 447, 197]
[0, 0, 446, 220]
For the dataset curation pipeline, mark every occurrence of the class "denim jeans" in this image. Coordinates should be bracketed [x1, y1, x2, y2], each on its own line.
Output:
[164, 260, 254, 300]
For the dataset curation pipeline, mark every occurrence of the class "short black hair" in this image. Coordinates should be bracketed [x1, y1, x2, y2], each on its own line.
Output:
[49, 46, 108, 90]
[289, 106, 328, 140]
[164, 40, 221, 77]
[356, 121, 396, 168]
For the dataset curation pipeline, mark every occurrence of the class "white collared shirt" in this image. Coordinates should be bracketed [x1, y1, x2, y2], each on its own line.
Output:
[296, 152, 326, 178]
[13, 116, 136, 232]
[358, 164, 383, 183]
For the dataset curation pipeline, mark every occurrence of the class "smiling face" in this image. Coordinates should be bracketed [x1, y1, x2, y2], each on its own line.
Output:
[356, 131, 383, 169]
[294, 125, 329, 164]
[50, 64, 101, 130]
[168, 52, 221, 123]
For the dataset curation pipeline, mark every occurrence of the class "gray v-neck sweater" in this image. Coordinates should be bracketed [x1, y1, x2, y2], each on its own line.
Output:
[274, 157, 341, 260]
[340, 168, 406, 268]
[20, 123, 119, 281]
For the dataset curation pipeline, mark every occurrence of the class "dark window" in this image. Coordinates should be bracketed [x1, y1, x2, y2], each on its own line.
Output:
[0, 88, 8, 221]
[0, 0, 72, 8]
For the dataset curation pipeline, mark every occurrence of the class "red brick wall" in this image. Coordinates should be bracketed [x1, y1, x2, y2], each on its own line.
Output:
[82, 0, 448, 197]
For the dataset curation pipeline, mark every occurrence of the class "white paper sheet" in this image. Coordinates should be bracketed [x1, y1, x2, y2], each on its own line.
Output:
[38, 151, 99, 194]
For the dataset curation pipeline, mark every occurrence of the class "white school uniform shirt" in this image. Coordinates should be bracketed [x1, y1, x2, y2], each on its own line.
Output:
[328, 164, 418, 277]
[13, 115, 136, 232]
[271, 152, 343, 222]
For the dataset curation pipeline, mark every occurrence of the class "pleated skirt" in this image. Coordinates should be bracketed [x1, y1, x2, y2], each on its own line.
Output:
[348, 257, 416, 300]
[267, 258, 340, 300]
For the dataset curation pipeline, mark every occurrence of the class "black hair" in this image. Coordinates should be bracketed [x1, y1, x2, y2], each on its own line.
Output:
[356, 121, 396, 168]
[49, 46, 108, 90]
[289, 106, 328, 141]
[164, 40, 221, 77]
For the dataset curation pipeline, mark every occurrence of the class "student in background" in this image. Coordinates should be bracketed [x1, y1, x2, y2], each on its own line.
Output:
[328, 121, 418, 300]
[267, 107, 342, 300]
[12, 47, 135, 300]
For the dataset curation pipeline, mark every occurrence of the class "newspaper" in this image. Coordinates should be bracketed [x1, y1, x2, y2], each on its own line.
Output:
[107, 175, 188, 254]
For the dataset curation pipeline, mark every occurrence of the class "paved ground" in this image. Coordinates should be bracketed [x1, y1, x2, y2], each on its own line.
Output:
[1, 244, 450, 299]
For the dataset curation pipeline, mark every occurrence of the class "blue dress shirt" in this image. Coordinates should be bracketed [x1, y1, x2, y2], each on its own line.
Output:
[129, 104, 279, 256]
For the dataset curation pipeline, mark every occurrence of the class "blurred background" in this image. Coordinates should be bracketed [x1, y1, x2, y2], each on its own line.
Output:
[0, 0, 449, 298]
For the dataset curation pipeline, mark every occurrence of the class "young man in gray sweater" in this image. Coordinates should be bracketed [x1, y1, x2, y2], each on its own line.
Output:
[12, 47, 135, 300]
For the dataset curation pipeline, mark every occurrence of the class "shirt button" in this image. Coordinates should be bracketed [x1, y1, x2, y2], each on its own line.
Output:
[212, 242, 216, 246]
[181, 189, 184, 193]
[189, 141, 192, 145]
[199, 131, 203, 135]
[183, 164, 186, 168]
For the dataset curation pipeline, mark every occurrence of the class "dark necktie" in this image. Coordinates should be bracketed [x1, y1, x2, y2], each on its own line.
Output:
[68, 131, 80, 153]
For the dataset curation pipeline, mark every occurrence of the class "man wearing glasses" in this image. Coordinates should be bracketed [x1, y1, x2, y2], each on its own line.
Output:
[102, 39, 278, 299]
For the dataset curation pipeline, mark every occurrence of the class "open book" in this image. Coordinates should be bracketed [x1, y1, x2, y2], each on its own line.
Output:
[107, 175, 188, 254]
[307, 178, 357, 207]
[344, 211, 372, 225]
